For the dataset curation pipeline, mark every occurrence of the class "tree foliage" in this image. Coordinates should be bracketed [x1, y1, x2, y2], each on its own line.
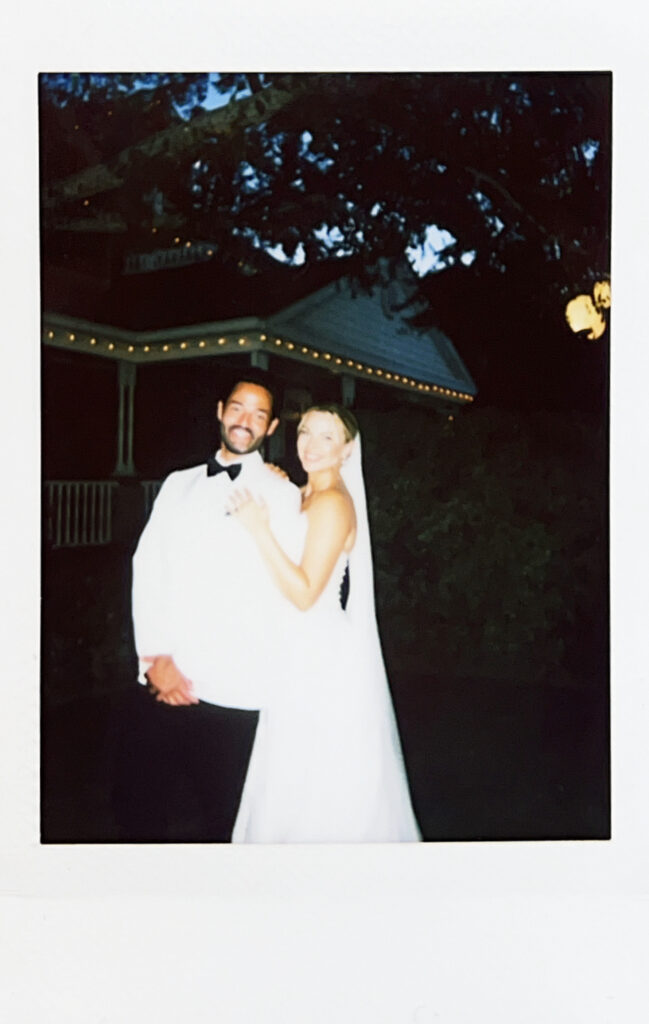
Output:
[40, 72, 610, 293]
[362, 404, 607, 683]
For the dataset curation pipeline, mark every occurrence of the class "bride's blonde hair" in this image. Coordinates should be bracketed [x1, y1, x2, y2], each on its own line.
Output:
[300, 403, 359, 443]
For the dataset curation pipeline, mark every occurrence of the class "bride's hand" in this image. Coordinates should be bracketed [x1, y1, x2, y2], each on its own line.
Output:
[226, 488, 269, 533]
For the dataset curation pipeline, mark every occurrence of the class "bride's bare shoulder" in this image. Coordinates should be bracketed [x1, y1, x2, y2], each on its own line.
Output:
[304, 486, 354, 520]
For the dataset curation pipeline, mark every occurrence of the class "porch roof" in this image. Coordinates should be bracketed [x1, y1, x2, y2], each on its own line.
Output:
[43, 276, 476, 405]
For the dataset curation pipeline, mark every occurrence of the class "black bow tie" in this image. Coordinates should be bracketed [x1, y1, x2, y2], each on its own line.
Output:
[206, 456, 242, 481]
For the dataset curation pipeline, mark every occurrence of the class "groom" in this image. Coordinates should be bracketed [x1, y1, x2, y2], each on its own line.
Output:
[111, 374, 301, 841]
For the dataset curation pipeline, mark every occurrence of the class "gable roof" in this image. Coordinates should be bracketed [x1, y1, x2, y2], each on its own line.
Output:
[268, 278, 476, 397]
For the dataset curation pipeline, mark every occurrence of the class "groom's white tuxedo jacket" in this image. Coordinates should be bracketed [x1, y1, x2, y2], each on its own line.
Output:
[132, 451, 302, 709]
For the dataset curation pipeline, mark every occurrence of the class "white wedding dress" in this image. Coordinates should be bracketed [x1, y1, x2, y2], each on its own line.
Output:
[232, 437, 421, 843]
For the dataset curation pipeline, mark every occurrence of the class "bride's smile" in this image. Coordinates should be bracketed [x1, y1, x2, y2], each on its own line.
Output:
[297, 410, 352, 475]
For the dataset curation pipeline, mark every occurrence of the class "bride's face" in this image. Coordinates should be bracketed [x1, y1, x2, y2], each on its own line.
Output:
[297, 411, 352, 474]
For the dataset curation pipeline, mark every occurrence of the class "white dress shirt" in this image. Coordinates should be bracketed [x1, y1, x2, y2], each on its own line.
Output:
[132, 451, 302, 708]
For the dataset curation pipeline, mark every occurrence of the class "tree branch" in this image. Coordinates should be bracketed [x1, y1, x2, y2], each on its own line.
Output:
[465, 166, 550, 238]
[43, 76, 319, 208]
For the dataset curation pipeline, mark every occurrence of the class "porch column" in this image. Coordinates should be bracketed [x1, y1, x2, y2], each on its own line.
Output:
[341, 374, 356, 407]
[113, 360, 137, 477]
[250, 349, 269, 370]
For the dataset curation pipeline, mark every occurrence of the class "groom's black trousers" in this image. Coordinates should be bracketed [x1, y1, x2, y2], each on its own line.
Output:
[108, 685, 258, 842]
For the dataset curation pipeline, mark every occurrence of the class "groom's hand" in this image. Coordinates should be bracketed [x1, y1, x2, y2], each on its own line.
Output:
[145, 655, 198, 706]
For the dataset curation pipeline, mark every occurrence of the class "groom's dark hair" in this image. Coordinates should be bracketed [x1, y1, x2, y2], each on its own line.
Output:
[225, 372, 278, 418]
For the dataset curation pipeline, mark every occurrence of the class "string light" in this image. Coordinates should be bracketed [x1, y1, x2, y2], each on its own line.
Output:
[45, 320, 474, 403]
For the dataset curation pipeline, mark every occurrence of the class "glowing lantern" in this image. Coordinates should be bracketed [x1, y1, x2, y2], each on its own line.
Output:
[565, 280, 610, 340]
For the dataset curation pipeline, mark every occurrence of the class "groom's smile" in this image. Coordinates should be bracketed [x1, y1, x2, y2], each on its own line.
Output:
[216, 381, 279, 458]
[229, 426, 253, 443]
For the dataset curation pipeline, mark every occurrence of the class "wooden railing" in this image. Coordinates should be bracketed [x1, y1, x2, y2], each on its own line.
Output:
[45, 481, 118, 548]
[44, 480, 162, 548]
[142, 480, 163, 519]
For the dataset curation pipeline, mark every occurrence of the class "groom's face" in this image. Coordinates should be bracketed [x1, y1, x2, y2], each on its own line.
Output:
[217, 382, 279, 457]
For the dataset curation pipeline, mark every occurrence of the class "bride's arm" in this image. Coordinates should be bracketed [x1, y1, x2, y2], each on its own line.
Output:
[229, 489, 352, 611]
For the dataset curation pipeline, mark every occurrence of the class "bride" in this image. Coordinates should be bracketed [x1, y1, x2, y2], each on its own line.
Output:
[227, 403, 421, 843]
